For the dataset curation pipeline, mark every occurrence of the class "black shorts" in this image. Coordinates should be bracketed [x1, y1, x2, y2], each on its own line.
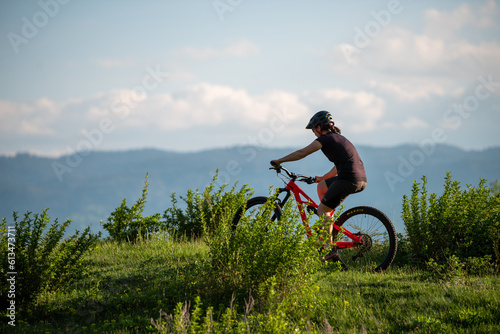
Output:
[321, 177, 367, 210]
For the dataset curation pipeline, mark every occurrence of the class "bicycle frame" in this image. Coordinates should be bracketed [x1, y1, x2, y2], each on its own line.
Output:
[277, 179, 362, 249]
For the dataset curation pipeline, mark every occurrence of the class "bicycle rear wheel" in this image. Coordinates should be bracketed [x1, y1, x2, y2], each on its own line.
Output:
[334, 206, 397, 272]
[231, 196, 282, 230]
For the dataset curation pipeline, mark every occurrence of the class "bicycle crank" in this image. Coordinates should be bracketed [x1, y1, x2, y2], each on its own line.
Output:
[352, 233, 372, 261]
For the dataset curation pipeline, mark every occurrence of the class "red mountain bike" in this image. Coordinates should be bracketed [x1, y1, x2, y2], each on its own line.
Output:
[232, 166, 397, 272]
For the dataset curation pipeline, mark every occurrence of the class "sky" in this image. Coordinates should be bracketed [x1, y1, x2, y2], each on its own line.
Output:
[1, 0, 499, 157]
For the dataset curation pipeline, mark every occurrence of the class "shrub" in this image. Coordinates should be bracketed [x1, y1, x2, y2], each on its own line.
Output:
[0, 209, 99, 312]
[102, 172, 252, 242]
[163, 171, 252, 239]
[101, 173, 163, 242]
[402, 172, 500, 266]
[204, 193, 324, 298]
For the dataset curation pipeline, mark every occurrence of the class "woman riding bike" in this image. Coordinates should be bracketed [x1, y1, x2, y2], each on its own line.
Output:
[271, 110, 367, 267]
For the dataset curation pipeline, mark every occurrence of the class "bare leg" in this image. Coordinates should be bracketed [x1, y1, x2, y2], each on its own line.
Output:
[317, 181, 337, 245]
[317, 180, 328, 201]
[317, 202, 335, 245]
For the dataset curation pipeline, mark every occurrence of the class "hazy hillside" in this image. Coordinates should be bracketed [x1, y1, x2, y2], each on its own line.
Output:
[1, 145, 499, 235]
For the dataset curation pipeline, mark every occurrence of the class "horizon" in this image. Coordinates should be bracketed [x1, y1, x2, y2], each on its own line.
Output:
[3, 141, 500, 160]
[1, 1, 499, 156]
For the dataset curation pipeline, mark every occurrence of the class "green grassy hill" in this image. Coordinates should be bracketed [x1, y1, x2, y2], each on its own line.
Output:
[2, 236, 499, 333]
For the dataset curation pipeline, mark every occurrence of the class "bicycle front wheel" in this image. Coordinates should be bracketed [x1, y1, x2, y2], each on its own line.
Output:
[231, 196, 282, 231]
[335, 206, 397, 272]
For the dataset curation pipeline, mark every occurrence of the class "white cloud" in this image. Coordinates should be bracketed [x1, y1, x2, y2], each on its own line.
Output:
[172, 40, 260, 60]
[368, 77, 465, 101]
[337, 26, 500, 77]
[0, 83, 309, 154]
[121, 83, 307, 133]
[424, 0, 496, 39]
[0, 98, 60, 135]
[1, 83, 385, 154]
[2, 74, 498, 155]
[401, 116, 428, 129]
[94, 58, 135, 68]
[333, 1, 500, 101]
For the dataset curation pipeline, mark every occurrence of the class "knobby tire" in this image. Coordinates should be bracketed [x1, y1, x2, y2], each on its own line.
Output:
[335, 206, 397, 272]
[231, 196, 282, 230]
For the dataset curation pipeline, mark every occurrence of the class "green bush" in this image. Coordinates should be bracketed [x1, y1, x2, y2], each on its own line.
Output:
[204, 193, 325, 298]
[163, 172, 252, 239]
[402, 172, 500, 267]
[101, 173, 163, 242]
[0, 209, 99, 312]
[102, 172, 252, 242]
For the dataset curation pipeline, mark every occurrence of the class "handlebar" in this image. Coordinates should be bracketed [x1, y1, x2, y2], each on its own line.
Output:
[269, 162, 316, 184]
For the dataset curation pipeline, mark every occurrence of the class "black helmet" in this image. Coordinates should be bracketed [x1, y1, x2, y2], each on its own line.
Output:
[305, 110, 334, 129]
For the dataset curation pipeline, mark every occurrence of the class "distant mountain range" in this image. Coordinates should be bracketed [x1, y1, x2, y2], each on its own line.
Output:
[1, 144, 499, 235]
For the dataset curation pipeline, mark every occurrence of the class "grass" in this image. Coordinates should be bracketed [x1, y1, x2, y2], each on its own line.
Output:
[8, 235, 209, 333]
[3, 234, 499, 333]
[313, 269, 500, 333]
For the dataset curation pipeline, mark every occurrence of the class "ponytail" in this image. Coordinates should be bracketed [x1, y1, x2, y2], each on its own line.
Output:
[320, 122, 341, 135]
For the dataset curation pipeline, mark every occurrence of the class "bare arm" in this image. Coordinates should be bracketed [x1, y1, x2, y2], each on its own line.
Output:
[271, 140, 322, 167]
[316, 166, 337, 183]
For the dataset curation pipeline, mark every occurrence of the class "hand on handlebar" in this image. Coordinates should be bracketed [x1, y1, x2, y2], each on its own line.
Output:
[314, 175, 325, 183]
[269, 164, 316, 184]
[298, 176, 317, 184]
[270, 160, 281, 170]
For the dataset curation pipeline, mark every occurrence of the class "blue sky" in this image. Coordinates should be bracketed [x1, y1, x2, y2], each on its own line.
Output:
[1, 0, 499, 156]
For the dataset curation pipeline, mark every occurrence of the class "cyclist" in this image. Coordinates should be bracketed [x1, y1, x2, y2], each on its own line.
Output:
[270, 110, 367, 268]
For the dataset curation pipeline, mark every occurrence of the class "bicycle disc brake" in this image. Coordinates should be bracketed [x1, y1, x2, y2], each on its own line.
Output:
[352, 233, 372, 261]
